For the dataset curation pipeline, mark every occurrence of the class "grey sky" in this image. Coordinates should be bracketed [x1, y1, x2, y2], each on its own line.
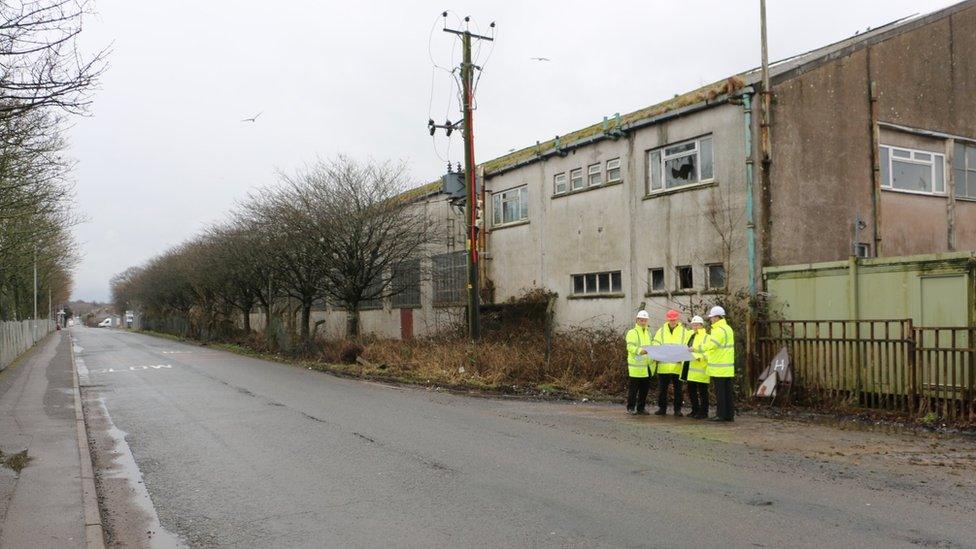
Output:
[68, 0, 958, 302]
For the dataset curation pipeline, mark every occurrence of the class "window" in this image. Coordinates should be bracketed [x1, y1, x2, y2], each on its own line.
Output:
[491, 185, 528, 226]
[391, 259, 421, 308]
[880, 145, 946, 195]
[359, 272, 385, 310]
[570, 168, 584, 190]
[854, 243, 871, 259]
[606, 158, 621, 183]
[648, 135, 714, 193]
[433, 251, 466, 305]
[954, 142, 976, 200]
[571, 271, 622, 295]
[706, 264, 726, 290]
[649, 268, 665, 292]
[554, 172, 567, 195]
[587, 163, 602, 187]
[677, 266, 694, 290]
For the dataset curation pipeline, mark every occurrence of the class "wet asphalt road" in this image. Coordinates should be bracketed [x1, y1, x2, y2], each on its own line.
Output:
[72, 326, 976, 548]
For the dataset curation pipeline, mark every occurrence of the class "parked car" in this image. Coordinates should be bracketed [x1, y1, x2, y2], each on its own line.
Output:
[98, 318, 112, 328]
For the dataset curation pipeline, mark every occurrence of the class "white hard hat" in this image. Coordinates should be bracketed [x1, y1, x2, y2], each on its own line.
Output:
[636, 310, 650, 319]
[690, 315, 704, 324]
[708, 305, 726, 318]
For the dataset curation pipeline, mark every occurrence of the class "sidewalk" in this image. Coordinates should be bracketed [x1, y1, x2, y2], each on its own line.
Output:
[0, 331, 89, 548]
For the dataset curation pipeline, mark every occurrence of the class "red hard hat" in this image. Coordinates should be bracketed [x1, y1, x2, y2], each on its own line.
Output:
[666, 309, 680, 320]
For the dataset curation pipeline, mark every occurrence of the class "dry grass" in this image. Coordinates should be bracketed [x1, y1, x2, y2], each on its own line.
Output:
[356, 326, 625, 397]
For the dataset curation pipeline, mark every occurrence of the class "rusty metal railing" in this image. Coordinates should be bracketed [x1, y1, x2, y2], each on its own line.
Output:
[756, 319, 974, 420]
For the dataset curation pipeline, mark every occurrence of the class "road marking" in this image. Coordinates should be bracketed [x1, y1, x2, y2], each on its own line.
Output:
[91, 364, 173, 374]
[160, 351, 192, 355]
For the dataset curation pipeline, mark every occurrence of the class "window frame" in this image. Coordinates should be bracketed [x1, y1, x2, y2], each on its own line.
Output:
[432, 251, 466, 306]
[570, 168, 584, 191]
[676, 265, 694, 291]
[606, 158, 621, 184]
[587, 163, 602, 187]
[648, 267, 665, 293]
[571, 270, 622, 296]
[646, 135, 714, 194]
[880, 144, 946, 196]
[705, 263, 726, 290]
[491, 185, 529, 227]
[553, 172, 567, 195]
[953, 142, 976, 201]
[391, 258, 422, 309]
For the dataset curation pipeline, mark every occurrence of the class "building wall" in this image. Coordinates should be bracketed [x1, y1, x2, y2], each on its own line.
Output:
[248, 194, 466, 340]
[485, 103, 747, 330]
[765, 3, 976, 266]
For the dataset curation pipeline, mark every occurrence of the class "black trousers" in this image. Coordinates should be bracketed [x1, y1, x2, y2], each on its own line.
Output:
[713, 377, 734, 420]
[657, 373, 683, 413]
[626, 377, 650, 411]
[687, 381, 709, 415]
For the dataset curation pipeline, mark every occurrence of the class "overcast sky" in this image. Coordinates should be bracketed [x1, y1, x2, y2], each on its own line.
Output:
[68, 0, 959, 302]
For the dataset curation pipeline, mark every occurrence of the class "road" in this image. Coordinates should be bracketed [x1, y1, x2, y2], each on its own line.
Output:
[71, 326, 976, 548]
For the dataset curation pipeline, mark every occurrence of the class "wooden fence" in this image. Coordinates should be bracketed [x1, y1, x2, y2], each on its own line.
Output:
[757, 319, 974, 420]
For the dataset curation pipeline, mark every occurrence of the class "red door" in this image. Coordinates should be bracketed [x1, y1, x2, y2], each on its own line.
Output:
[399, 308, 414, 340]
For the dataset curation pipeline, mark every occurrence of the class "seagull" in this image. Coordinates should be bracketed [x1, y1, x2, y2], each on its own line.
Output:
[529, 57, 550, 62]
[241, 111, 263, 122]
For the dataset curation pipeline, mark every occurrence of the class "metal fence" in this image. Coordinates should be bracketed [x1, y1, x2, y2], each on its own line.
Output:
[1, 319, 56, 371]
[757, 319, 975, 420]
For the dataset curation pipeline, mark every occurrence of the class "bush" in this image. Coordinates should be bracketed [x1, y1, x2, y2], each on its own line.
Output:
[340, 341, 365, 364]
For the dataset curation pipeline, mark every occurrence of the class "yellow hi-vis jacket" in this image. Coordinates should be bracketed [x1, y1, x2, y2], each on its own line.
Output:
[625, 324, 652, 378]
[697, 318, 735, 378]
[651, 322, 691, 375]
[683, 328, 710, 384]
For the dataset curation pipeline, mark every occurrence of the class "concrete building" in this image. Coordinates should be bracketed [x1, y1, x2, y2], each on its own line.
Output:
[297, 1, 976, 338]
[478, 0, 976, 331]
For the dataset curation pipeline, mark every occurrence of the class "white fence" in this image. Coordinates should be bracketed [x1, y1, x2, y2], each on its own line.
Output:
[0, 320, 55, 371]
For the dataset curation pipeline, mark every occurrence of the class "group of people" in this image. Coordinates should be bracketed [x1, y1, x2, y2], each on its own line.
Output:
[624, 306, 735, 422]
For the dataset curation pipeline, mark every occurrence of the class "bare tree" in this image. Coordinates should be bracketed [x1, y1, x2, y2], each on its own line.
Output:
[290, 156, 434, 338]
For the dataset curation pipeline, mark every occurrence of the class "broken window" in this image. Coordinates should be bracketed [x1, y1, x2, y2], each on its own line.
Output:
[954, 142, 976, 200]
[880, 145, 945, 195]
[706, 263, 726, 290]
[491, 185, 528, 226]
[677, 265, 694, 290]
[647, 135, 714, 194]
[649, 268, 665, 292]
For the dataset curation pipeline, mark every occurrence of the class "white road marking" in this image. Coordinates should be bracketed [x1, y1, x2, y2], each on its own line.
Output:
[90, 397, 186, 548]
[91, 365, 173, 374]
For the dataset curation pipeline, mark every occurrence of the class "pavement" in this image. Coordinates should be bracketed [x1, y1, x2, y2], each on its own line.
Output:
[0, 330, 90, 548]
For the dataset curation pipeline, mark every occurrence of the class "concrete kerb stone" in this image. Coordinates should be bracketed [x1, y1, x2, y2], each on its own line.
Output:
[68, 332, 106, 549]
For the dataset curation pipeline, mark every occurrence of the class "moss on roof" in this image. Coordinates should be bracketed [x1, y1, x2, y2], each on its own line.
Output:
[398, 74, 746, 203]
[481, 75, 745, 176]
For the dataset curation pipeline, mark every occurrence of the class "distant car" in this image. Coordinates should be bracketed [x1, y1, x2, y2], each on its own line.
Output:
[98, 318, 112, 328]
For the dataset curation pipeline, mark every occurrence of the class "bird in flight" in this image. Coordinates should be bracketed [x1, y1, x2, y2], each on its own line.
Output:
[241, 112, 263, 122]
[529, 57, 550, 62]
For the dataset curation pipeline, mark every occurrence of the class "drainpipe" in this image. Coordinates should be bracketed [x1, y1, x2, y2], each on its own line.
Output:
[742, 91, 757, 297]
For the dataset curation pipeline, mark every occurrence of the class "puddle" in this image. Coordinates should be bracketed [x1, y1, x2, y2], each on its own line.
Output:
[90, 397, 186, 548]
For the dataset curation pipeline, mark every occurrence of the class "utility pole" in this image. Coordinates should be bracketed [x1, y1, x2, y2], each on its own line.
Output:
[440, 14, 494, 341]
[33, 245, 38, 339]
[759, 0, 772, 169]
